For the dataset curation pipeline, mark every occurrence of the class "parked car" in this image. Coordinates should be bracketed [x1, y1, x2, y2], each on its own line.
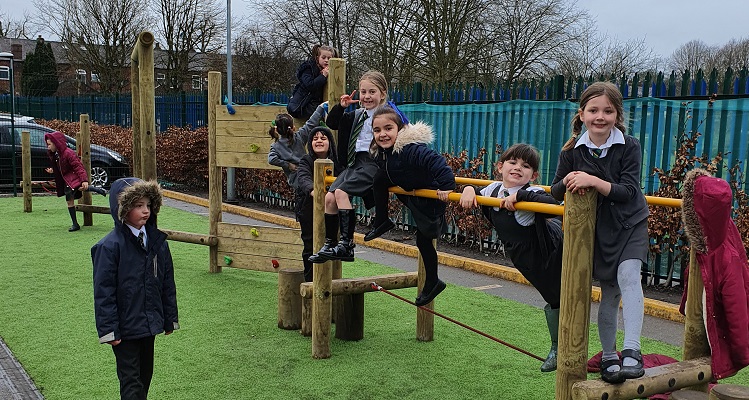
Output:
[0, 119, 129, 189]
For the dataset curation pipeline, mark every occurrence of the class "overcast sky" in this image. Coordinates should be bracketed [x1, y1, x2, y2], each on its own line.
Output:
[3, 0, 748, 59]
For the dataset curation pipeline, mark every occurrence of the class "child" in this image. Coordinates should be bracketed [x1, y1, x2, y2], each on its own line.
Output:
[294, 126, 342, 282]
[369, 105, 455, 306]
[44, 131, 107, 232]
[550, 81, 649, 383]
[680, 169, 749, 379]
[458, 143, 563, 372]
[268, 102, 330, 188]
[287, 44, 336, 119]
[308, 70, 394, 264]
[92, 177, 179, 399]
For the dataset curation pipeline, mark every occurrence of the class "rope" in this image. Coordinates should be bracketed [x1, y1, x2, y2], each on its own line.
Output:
[370, 283, 545, 362]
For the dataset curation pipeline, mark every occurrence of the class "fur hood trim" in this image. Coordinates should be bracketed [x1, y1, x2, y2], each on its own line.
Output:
[108, 178, 163, 226]
[681, 168, 710, 253]
[370, 122, 433, 157]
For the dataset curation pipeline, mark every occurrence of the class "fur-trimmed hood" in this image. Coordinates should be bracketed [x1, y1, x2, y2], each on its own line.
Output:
[370, 121, 433, 157]
[108, 177, 163, 227]
[681, 168, 731, 254]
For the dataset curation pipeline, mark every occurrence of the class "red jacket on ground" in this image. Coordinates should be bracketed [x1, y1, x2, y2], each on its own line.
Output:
[680, 168, 749, 379]
[44, 131, 88, 196]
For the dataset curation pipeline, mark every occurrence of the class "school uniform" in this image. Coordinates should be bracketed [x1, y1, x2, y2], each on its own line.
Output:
[325, 104, 378, 207]
[550, 128, 649, 281]
[479, 182, 562, 308]
[371, 122, 456, 238]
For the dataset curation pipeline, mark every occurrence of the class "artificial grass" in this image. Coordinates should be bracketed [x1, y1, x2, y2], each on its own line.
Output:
[0, 195, 747, 399]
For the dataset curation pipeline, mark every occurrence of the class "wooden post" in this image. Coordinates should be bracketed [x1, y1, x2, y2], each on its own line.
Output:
[21, 131, 31, 212]
[683, 247, 711, 392]
[278, 268, 304, 330]
[328, 58, 345, 321]
[416, 239, 436, 341]
[312, 159, 333, 359]
[334, 294, 364, 341]
[135, 31, 156, 181]
[301, 297, 312, 336]
[79, 114, 93, 226]
[130, 36, 142, 178]
[208, 71, 222, 273]
[556, 189, 597, 400]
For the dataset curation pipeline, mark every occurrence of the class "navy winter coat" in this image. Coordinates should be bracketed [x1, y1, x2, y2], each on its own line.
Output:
[92, 177, 179, 343]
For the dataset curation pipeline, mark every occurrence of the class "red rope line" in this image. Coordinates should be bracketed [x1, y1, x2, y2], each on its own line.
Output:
[370, 282, 545, 362]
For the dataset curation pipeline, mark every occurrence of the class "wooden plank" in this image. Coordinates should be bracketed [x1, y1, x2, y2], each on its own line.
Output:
[217, 236, 302, 259]
[216, 120, 275, 137]
[217, 222, 302, 243]
[216, 136, 275, 153]
[218, 251, 303, 272]
[217, 105, 286, 121]
[215, 152, 281, 170]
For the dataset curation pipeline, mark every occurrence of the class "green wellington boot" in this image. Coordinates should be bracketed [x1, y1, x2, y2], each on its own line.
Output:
[541, 304, 559, 372]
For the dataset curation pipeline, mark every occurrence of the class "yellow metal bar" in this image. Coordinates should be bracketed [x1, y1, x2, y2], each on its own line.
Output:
[324, 175, 682, 209]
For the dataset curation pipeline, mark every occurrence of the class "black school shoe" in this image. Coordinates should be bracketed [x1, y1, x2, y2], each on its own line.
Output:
[68, 224, 81, 232]
[414, 280, 446, 306]
[364, 219, 395, 242]
[619, 349, 645, 380]
[600, 358, 625, 384]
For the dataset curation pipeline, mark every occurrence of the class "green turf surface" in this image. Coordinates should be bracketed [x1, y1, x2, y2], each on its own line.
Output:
[0, 195, 746, 399]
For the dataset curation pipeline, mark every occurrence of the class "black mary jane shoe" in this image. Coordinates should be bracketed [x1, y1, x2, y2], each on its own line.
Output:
[600, 358, 626, 384]
[414, 280, 446, 307]
[364, 219, 395, 242]
[619, 349, 645, 380]
[68, 224, 81, 232]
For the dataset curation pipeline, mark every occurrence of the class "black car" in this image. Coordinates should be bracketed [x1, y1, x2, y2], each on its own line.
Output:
[0, 119, 129, 189]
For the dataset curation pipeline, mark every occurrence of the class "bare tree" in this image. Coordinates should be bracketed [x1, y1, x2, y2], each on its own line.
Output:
[712, 37, 749, 72]
[356, 0, 419, 83]
[667, 39, 718, 74]
[407, 0, 487, 85]
[33, 0, 151, 93]
[229, 23, 297, 92]
[154, 0, 224, 92]
[0, 11, 35, 39]
[596, 37, 660, 78]
[486, 0, 589, 84]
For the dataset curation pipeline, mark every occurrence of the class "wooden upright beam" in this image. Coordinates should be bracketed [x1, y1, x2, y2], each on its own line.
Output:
[208, 71, 222, 273]
[556, 189, 597, 400]
[79, 114, 93, 226]
[312, 158, 333, 359]
[21, 131, 31, 212]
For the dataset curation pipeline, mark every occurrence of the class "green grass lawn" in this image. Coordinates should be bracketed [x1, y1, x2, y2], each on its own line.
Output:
[0, 195, 746, 399]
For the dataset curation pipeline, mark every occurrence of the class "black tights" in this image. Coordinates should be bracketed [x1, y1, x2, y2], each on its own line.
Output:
[416, 231, 438, 286]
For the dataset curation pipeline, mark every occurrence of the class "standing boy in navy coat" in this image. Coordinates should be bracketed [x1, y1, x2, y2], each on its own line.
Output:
[92, 177, 179, 399]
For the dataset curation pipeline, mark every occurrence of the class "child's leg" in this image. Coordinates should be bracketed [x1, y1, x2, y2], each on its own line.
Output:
[112, 339, 148, 399]
[87, 185, 108, 196]
[66, 194, 80, 231]
[333, 189, 352, 210]
[299, 210, 314, 282]
[364, 173, 395, 241]
[413, 231, 445, 306]
[598, 278, 621, 367]
[309, 192, 342, 263]
[617, 259, 644, 377]
[320, 189, 356, 262]
[139, 336, 155, 396]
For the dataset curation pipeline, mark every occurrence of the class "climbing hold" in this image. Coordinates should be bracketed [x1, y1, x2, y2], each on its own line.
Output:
[248, 144, 259, 153]
[271, 259, 280, 269]
[250, 228, 259, 237]
[224, 255, 233, 265]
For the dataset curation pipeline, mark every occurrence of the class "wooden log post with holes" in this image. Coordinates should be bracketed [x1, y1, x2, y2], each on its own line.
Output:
[21, 131, 31, 212]
[208, 71, 222, 273]
[130, 31, 156, 181]
[556, 189, 597, 400]
[79, 114, 93, 226]
[130, 46, 141, 178]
